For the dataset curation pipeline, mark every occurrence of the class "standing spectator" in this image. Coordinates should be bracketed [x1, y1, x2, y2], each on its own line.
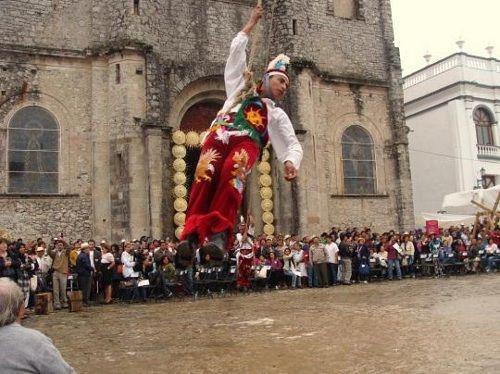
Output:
[325, 235, 339, 285]
[0, 239, 19, 281]
[310, 236, 329, 287]
[76, 243, 93, 307]
[100, 243, 115, 304]
[88, 240, 102, 301]
[357, 237, 370, 284]
[0, 278, 75, 373]
[386, 236, 402, 280]
[121, 242, 147, 301]
[402, 234, 415, 277]
[283, 247, 300, 288]
[15, 243, 37, 309]
[48, 239, 71, 310]
[338, 233, 352, 285]
[34, 246, 52, 291]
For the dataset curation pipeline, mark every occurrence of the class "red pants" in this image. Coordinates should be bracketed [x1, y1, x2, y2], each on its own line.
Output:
[181, 130, 260, 248]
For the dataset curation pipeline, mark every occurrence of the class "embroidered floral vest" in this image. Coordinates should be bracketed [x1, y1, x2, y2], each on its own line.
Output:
[211, 96, 269, 147]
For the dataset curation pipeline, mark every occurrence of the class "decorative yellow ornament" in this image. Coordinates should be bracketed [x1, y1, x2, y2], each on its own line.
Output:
[172, 144, 187, 159]
[175, 226, 184, 240]
[259, 174, 272, 187]
[263, 224, 275, 236]
[261, 198, 273, 212]
[258, 161, 271, 175]
[262, 148, 270, 162]
[174, 212, 186, 226]
[174, 198, 188, 212]
[185, 131, 200, 147]
[172, 130, 186, 145]
[173, 172, 186, 185]
[260, 186, 273, 200]
[173, 184, 187, 198]
[199, 131, 208, 145]
[173, 158, 186, 172]
[262, 211, 274, 224]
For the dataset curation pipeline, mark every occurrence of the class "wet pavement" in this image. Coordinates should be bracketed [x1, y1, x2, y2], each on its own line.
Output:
[26, 275, 500, 374]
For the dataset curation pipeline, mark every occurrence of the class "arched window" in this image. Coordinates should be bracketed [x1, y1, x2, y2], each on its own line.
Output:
[342, 125, 375, 195]
[8, 106, 59, 194]
[474, 107, 495, 146]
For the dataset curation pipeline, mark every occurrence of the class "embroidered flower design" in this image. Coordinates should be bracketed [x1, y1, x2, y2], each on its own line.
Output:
[230, 149, 250, 193]
[195, 148, 220, 183]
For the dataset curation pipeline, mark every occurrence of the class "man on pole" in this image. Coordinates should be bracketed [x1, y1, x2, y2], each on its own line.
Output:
[178, 3, 303, 263]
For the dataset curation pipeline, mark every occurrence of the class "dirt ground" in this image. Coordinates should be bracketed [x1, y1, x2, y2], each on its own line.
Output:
[25, 275, 500, 374]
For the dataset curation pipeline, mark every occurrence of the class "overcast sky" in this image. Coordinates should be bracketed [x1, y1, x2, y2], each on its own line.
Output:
[391, 0, 499, 76]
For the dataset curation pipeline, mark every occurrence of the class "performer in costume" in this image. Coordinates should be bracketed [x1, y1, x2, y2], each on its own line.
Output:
[178, 4, 303, 263]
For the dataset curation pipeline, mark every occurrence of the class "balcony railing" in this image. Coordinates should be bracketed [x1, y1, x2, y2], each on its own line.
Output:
[477, 144, 500, 159]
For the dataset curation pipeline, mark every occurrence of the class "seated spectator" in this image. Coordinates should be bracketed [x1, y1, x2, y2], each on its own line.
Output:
[485, 238, 500, 272]
[265, 252, 283, 289]
[464, 238, 481, 273]
[121, 242, 146, 302]
[0, 278, 75, 373]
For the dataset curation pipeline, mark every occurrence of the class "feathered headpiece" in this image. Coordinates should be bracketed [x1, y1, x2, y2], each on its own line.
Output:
[265, 53, 291, 83]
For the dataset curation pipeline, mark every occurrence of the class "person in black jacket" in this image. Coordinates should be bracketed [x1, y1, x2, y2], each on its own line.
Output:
[0, 239, 20, 281]
[76, 242, 93, 307]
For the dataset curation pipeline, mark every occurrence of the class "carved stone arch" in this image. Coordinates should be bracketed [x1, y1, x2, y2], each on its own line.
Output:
[169, 75, 225, 129]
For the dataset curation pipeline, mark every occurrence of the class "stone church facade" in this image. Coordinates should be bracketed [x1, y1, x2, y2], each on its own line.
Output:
[0, 0, 414, 241]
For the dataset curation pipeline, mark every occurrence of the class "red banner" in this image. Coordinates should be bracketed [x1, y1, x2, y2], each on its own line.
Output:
[425, 220, 440, 235]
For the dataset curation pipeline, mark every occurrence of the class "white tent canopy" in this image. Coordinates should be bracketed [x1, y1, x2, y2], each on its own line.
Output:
[418, 186, 500, 227]
[442, 185, 500, 210]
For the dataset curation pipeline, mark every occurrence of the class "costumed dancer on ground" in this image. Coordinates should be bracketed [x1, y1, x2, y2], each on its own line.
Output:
[178, 3, 303, 263]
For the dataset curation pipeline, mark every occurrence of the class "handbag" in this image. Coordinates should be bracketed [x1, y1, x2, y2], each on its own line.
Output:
[359, 263, 370, 276]
[30, 275, 38, 292]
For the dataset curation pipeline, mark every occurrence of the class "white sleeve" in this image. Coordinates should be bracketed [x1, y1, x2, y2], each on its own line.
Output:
[268, 108, 303, 169]
[224, 32, 249, 99]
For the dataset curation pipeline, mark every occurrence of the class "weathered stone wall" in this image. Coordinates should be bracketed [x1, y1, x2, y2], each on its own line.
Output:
[0, 196, 92, 240]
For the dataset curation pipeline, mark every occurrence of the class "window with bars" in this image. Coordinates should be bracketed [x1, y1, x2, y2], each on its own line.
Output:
[7, 106, 59, 194]
[474, 107, 495, 146]
[342, 125, 375, 195]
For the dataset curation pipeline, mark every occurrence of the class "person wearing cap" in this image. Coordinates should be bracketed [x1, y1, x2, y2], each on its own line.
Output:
[48, 239, 71, 310]
[178, 3, 303, 265]
[34, 246, 52, 291]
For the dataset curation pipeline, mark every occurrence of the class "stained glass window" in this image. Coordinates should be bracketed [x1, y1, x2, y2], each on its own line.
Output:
[342, 125, 375, 195]
[8, 106, 59, 194]
[474, 107, 494, 146]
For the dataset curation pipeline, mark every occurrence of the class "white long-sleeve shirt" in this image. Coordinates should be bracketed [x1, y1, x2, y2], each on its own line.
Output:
[121, 251, 139, 279]
[222, 32, 303, 169]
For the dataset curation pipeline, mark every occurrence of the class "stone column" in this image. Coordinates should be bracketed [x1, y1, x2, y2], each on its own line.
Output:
[145, 126, 164, 239]
[91, 58, 111, 240]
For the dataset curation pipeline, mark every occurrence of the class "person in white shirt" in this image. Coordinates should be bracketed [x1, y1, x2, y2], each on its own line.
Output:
[324, 236, 339, 285]
[178, 3, 303, 266]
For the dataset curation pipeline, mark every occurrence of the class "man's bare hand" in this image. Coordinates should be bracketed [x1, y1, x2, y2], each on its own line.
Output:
[242, 4, 263, 34]
[284, 161, 298, 181]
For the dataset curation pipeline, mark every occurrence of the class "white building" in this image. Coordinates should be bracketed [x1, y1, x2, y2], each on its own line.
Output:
[404, 52, 500, 225]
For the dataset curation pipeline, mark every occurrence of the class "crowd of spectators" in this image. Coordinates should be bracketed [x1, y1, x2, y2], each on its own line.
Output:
[0, 222, 499, 312]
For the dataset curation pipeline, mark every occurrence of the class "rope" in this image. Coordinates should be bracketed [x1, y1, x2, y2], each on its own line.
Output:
[234, 0, 278, 104]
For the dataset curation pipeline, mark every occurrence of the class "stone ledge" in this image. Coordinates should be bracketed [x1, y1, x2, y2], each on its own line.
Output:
[0, 194, 80, 199]
[330, 194, 390, 199]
